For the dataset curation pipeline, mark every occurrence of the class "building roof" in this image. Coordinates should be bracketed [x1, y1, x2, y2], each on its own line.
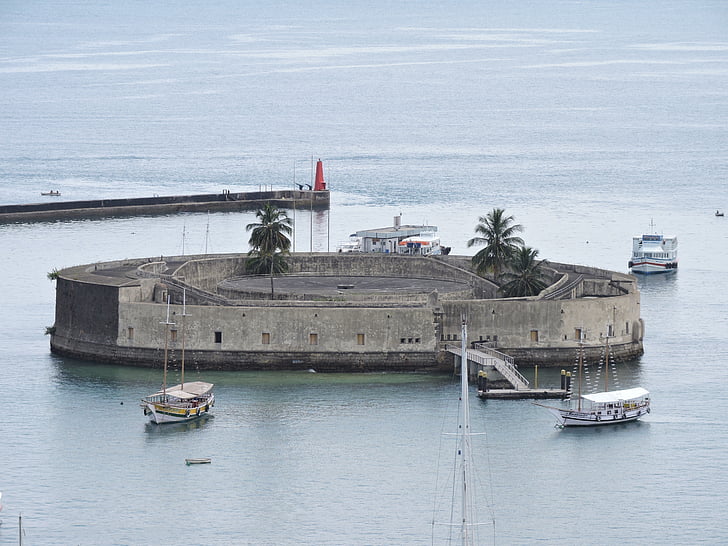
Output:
[355, 225, 437, 239]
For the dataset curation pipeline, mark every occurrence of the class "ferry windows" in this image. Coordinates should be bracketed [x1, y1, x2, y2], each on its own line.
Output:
[530, 330, 539, 342]
[262, 332, 270, 345]
[357, 333, 365, 345]
[170, 329, 178, 343]
[127, 327, 134, 340]
[214, 331, 222, 344]
[309, 333, 318, 345]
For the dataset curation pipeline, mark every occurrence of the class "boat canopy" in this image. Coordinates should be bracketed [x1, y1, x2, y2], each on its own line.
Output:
[165, 381, 214, 396]
[582, 387, 649, 404]
[163, 389, 199, 400]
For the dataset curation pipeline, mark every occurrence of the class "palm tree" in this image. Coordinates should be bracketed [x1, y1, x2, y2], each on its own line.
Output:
[246, 203, 293, 298]
[467, 208, 524, 280]
[499, 246, 548, 298]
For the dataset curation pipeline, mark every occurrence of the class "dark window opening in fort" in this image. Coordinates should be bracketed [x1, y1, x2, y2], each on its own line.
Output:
[626, 322, 630, 335]
[608, 324, 614, 337]
[530, 330, 539, 342]
[479, 335, 483, 341]
[214, 331, 222, 344]
[357, 333, 365, 345]
[493, 335, 498, 343]
[127, 327, 134, 340]
[446, 334, 451, 341]
[408, 338, 413, 343]
[170, 329, 178, 343]
[415, 338, 420, 343]
[574, 328, 582, 341]
[310, 333, 318, 345]
[400, 338, 406, 344]
[453, 334, 458, 341]
[262, 332, 270, 345]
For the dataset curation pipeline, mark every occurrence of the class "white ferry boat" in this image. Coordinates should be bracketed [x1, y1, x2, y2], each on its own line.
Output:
[629, 225, 678, 274]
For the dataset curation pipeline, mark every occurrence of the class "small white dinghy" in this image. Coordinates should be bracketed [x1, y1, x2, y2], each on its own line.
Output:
[185, 458, 212, 465]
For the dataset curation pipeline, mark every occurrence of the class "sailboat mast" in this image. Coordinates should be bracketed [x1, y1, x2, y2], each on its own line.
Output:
[161, 295, 174, 397]
[604, 335, 610, 392]
[181, 289, 187, 388]
[459, 317, 474, 545]
[577, 341, 583, 412]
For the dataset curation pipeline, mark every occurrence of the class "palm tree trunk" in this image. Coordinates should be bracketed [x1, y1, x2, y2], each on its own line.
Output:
[270, 255, 275, 299]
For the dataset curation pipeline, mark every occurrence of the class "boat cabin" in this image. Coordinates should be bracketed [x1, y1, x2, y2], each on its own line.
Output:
[355, 216, 440, 255]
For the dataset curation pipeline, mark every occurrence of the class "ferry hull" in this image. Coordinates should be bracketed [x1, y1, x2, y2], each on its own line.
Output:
[546, 406, 649, 427]
[629, 261, 677, 274]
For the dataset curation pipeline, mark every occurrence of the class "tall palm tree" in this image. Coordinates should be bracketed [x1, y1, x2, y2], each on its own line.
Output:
[499, 246, 548, 298]
[246, 203, 293, 298]
[467, 208, 524, 280]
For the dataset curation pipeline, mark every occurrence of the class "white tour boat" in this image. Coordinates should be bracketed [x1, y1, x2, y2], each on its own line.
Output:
[628, 221, 678, 274]
[141, 293, 214, 424]
[535, 338, 650, 427]
[539, 387, 651, 427]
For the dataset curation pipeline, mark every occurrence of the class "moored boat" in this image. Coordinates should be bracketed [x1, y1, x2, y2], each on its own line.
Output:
[185, 457, 212, 465]
[336, 235, 361, 252]
[141, 292, 214, 424]
[397, 231, 442, 255]
[539, 387, 651, 426]
[40, 190, 61, 196]
[628, 221, 677, 274]
[535, 336, 650, 427]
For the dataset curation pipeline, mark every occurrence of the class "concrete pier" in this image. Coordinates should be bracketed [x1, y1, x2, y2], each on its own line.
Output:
[478, 388, 568, 400]
[0, 189, 329, 223]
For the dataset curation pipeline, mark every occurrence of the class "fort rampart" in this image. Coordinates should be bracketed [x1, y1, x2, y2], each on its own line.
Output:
[50, 253, 644, 372]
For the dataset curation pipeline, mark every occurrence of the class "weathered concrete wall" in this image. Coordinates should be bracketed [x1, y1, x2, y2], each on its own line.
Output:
[50, 253, 644, 370]
[106, 302, 441, 371]
[54, 277, 119, 345]
[439, 291, 643, 365]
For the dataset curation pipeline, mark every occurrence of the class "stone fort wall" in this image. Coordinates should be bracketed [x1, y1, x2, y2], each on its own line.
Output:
[50, 253, 644, 371]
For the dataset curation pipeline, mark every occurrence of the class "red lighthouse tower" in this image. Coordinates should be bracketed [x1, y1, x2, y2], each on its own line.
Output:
[314, 159, 327, 191]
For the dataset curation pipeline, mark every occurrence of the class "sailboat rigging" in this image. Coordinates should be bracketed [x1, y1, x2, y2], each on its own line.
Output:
[432, 317, 494, 545]
[141, 291, 215, 424]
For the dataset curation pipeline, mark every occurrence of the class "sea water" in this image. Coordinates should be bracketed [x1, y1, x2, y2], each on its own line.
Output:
[1, 0, 727, 543]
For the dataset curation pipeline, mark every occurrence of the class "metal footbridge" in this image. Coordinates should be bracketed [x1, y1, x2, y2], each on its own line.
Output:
[446, 344, 567, 399]
[446, 344, 529, 390]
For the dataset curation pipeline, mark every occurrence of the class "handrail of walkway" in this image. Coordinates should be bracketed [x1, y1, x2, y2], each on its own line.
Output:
[446, 344, 529, 390]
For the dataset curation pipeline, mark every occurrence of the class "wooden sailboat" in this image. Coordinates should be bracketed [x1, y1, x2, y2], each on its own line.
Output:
[141, 292, 214, 424]
[535, 335, 650, 427]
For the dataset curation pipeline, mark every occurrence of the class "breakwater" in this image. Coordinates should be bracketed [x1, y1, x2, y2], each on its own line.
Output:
[0, 189, 329, 223]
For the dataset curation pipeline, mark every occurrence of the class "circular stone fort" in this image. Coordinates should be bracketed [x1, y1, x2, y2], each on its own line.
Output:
[50, 253, 644, 372]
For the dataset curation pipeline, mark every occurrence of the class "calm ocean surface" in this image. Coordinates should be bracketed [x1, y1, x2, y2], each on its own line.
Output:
[1, 1, 727, 544]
